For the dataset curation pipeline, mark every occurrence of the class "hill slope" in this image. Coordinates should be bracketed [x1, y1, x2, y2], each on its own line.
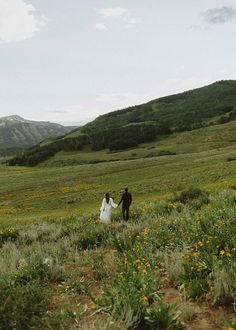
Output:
[0, 115, 73, 155]
[81, 79, 236, 132]
[8, 80, 236, 165]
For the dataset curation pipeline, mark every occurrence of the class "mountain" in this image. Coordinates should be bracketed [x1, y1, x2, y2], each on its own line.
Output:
[7, 80, 236, 166]
[0, 115, 74, 155]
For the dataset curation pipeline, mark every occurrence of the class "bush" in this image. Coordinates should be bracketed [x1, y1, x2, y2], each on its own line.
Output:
[172, 188, 209, 204]
[0, 278, 49, 330]
[0, 227, 19, 247]
[109, 139, 138, 151]
[14, 258, 65, 285]
[74, 224, 116, 250]
[145, 303, 183, 329]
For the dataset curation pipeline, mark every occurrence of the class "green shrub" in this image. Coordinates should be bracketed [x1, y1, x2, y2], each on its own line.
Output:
[74, 224, 116, 250]
[0, 278, 49, 330]
[172, 188, 209, 204]
[186, 278, 209, 300]
[212, 262, 236, 306]
[144, 303, 183, 329]
[0, 227, 19, 247]
[14, 258, 65, 285]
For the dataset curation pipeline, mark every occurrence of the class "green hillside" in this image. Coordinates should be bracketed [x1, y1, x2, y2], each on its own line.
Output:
[39, 120, 236, 167]
[7, 80, 236, 166]
[82, 80, 236, 132]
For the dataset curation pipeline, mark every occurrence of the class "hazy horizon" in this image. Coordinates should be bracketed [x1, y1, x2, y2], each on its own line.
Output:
[0, 78, 234, 127]
[0, 0, 236, 125]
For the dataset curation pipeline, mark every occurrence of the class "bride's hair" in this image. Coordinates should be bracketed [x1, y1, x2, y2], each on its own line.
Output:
[105, 192, 110, 204]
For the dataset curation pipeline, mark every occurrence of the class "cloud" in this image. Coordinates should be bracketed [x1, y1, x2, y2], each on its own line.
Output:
[99, 7, 128, 18]
[96, 92, 152, 109]
[125, 17, 141, 29]
[0, 0, 46, 44]
[202, 6, 236, 25]
[95, 23, 108, 31]
[97, 7, 140, 30]
[48, 110, 70, 115]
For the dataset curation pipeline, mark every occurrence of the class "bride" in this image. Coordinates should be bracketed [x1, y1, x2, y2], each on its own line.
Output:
[100, 192, 117, 224]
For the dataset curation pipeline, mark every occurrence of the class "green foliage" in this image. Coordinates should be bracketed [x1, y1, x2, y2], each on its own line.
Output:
[145, 303, 183, 329]
[185, 278, 209, 300]
[171, 188, 209, 204]
[0, 278, 49, 330]
[0, 227, 19, 247]
[225, 320, 236, 329]
[74, 224, 116, 250]
[109, 139, 138, 151]
[14, 258, 65, 285]
[8, 134, 90, 166]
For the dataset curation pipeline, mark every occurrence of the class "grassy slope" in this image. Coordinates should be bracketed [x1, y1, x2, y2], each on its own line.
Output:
[81, 80, 236, 131]
[35, 80, 236, 151]
[41, 120, 236, 166]
[0, 121, 236, 223]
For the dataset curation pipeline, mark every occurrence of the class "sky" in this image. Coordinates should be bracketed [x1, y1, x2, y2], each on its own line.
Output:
[0, 0, 236, 126]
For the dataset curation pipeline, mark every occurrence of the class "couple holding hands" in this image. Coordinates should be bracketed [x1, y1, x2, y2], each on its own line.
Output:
[100, 188, 132, 224]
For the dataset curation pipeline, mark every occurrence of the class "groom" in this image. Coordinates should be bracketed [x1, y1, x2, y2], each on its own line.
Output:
[118, 187, 132, 221]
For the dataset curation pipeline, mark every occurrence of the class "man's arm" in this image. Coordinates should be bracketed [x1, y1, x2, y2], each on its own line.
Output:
[118, 194, 124, 206]
[129, 193, 132, 205]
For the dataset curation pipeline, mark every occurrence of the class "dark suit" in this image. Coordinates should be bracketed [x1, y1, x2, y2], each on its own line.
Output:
[118, 192, 132, 220]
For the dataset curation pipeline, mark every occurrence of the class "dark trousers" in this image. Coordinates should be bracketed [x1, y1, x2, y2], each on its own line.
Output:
[122, 205, 130, 220]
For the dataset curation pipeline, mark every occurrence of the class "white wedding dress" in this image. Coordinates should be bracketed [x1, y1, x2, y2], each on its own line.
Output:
[100, 198, 117, 224]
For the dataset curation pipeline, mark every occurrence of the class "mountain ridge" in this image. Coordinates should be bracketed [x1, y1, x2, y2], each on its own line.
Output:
[0, 115, 75, 155]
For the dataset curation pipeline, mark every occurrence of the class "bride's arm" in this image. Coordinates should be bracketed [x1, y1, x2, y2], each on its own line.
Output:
[110, 198, 118, 208]
[100, 198, 105, 211]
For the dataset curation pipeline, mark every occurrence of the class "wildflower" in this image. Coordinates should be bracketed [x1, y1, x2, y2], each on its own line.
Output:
[198, 241, 203, 247]
[143, 296, 148, 302]
[90, 303, 97, 310]
[220, 250, 225, 255]
[136, 259, 141, 263]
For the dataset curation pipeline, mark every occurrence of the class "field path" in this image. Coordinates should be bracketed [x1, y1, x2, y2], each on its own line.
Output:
[164, 287, 234, 329]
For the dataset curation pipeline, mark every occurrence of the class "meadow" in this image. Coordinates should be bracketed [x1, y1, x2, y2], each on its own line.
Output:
[1, 190, 236, 329]
[0, 121, 236, 223]
[0, 121, 236, 329]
